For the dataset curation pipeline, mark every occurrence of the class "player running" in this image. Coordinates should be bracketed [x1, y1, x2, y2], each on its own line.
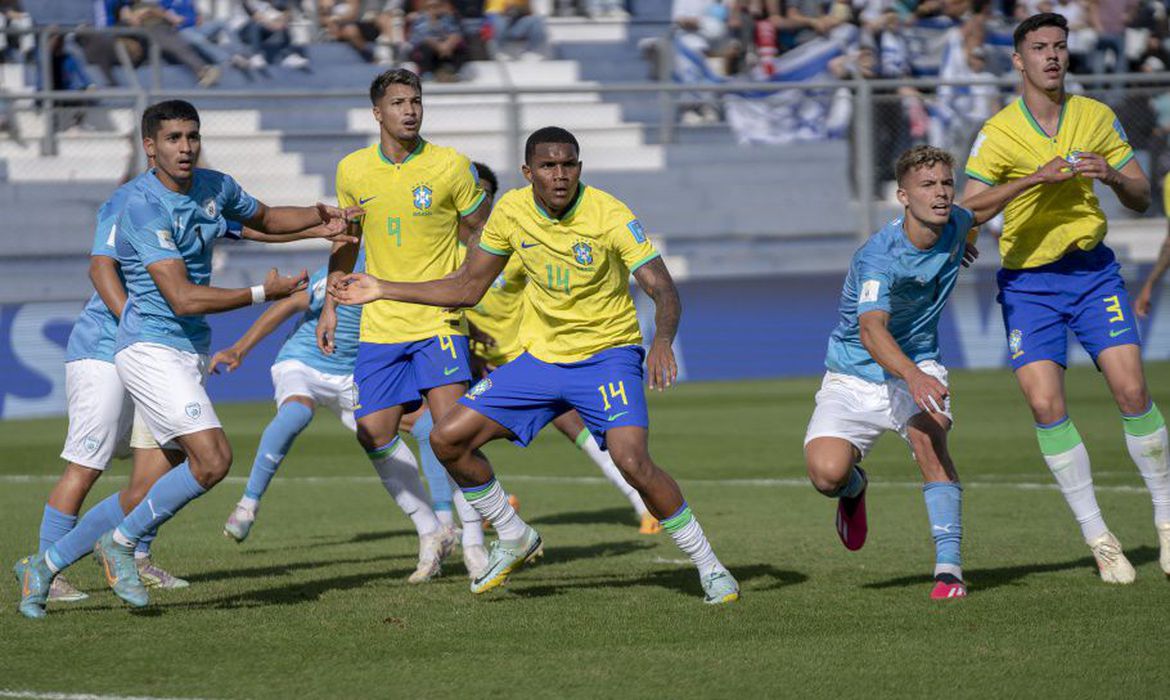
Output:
[333, 126, 739, 604]
[13, 99, 356, 618]
[805, 145, 1072, 600]
[962, 12, 1167, 583]
[316, 68, 492, 580]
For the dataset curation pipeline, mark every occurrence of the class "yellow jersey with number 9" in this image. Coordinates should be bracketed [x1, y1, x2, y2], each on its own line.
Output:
[335, 140, 485, 343]
[964, 95, 1134, 270]
[478, 185, 659, 363]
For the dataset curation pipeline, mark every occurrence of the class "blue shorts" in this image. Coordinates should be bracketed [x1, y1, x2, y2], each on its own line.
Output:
[353, 335, 471, 419]
[997, 244, 1140, 371]
[458, 345, 649, 449]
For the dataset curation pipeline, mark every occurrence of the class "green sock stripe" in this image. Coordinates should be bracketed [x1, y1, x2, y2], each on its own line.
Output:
[1123, 403, 1165, 437]
[1036, 420, 1083, 456]
[574, 428, 591, 449]
[462, 480, 497, 502]
[365, 436, 401, 461]
[661, 506, 694, 533]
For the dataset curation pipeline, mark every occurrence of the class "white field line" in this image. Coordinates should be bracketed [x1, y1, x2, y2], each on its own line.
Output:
[0, 473, 1153, 494]
[0, 691, 211, 700]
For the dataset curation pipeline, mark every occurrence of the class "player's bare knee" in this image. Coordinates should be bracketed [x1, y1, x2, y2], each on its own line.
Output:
[806, 460, 849, 495]
[1027, 395, 1067, 425]
[1115, 384, 1150, 416]
[429, 422, 470, 464]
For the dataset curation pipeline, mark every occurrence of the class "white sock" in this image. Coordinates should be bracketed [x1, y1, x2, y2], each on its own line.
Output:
[462, 478, 528, 540]
[1125, 424, 1170, 524]
[576, 429, 649, 516]
[239, 496, 260, 513]
[662, 503, 723, 576]
[436, 509, 456, 527]
[452, 486, 484, 548]
[368, 438, 439, 537]
[1037, 420, 1108, 542]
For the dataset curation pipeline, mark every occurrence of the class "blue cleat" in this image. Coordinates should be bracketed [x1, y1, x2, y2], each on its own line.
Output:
[701, 568, 740, 605]
[93, 531, 148, 608]
[13, 555, 54, 620]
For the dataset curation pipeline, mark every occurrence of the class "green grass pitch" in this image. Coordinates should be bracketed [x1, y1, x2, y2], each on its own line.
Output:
[2, 363, 1169, 698]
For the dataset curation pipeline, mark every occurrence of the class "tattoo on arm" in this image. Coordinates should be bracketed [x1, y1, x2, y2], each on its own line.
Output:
[634, 257, 680, 343]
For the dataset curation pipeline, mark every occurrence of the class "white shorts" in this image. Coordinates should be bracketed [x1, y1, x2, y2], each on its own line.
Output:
[115, 342, 220, 450]
[60, 359, 134, 470]
[804, 360, 952, 458]
[271, 359, 357, 431]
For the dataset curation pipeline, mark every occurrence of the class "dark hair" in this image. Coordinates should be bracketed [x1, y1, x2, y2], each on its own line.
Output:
[141, 100, 200, 139]
[1013, 12, 1068, 50]
[524, 126, 579, 164]
[370, 68, 422, 105]
[473, 161, 498, 195]
[895, 145, 954, 185]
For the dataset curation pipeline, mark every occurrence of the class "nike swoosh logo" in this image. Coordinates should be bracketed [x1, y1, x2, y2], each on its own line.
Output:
[606, 411, 629, 422]
[359, 196, 376, 205]
[444, 367, 459, 376]
[520, 241, 539, 249]
[1109, 327, 1132, 338]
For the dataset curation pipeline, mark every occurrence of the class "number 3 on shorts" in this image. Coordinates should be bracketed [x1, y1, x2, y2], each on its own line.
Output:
[597, 381, 628, 411]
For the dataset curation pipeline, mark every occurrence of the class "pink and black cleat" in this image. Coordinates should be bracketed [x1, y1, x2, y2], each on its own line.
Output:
[835, 468, 868, 551]
[930, 573, 967, 600]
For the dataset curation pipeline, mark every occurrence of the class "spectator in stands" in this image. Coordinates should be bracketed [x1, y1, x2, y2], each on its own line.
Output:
[451, 0, 492, 61]
[320, 0, 381, 63]
[584, 0, 629, 18]
[238, 0, 311, 71]
[111, 0, 223, 86]
[1088, 0, 1138, 77]
[484, 0, 549, 59]
[409, 0, 468, 81]
[0, 0, 32, 63]
[161, 0, 252, 74]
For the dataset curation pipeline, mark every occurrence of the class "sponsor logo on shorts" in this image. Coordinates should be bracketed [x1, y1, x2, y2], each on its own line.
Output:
[1009, 329, 1024, 359]
[1110, 327, 1132, 338]
[444, 366, 460, 376]
[84, 435, 100, 453]
[465, 378, 492, 400]
[606, 411, 629, 422]
[185, 402, 202, 419]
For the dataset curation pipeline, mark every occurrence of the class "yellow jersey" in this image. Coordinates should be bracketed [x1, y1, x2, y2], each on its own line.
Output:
[1163, 171, 1170, 214]
[464, 249, 527, 366]
[965, 95, 1134, 270]
[335, 140, 485, 343]
[478, 184, 659, 363]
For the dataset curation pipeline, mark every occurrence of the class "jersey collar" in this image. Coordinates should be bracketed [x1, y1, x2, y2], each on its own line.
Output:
[378, 138, 425, 166]
[1018, 96, 1067, 140]
[533, 183, 585, 223]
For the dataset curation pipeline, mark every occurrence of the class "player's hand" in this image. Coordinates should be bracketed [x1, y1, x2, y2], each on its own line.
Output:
[961, 241, 979, 268]
[906, 368, 948, 414]
[262, 267, 309, 301]
[1135, 283, 1154, 318]
[330, 272, 384, 305]
[1034, 156, 1077, 184]
[317, 301, 337, 355]
[1069, 152, 1116, 184]
[316, 202, 364, 242]
[646, 338, 677, 392]
[210, 346, 244, 374]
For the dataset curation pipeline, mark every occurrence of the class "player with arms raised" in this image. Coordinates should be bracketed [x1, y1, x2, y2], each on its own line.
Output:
[963, 13, 1168, 583]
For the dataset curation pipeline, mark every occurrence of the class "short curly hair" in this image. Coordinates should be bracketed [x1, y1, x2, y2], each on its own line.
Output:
[895, 146, 955, 186]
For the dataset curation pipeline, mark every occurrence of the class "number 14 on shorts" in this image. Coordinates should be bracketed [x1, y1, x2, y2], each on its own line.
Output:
[599, 381, 628, 419]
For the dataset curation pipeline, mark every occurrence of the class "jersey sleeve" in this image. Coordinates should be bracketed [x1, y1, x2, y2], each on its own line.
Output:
[450, 154, 486, 218]
[610, 204, 659, 273]
[478, 205, 513, 257]
[91, 199, 121, 258]
[1098, 106, 1135, 170]
[964, 126, 1013, 186]
[221, 173, 260, 223]
[118, 195, 181, 268]
[222, 219, 243, 240]
[855, 250, 893, 316]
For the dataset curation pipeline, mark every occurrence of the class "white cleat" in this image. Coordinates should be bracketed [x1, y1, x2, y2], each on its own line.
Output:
[47, 575, 88, 602]
[408, 526, 459, 584]
[1088, 531, 1136, 584]
[1157, 522, 1170, 575]
[463, 544, 489, 580]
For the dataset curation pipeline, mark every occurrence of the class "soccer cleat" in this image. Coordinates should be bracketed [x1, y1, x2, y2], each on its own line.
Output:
[930, 573, 967, 600]
[136, 557, 190, 589]
[483, 493, 522, 531]
[470, 526, 543, 594]
[835, 468, 868, 551]
[408, 526, 459, 584]
[1157, 522, 1170, 575]
[700, 568, 740, 605]
[463, 544, 490, 580]
[13, 555, 54, 620]
[1087, 531, 1136, 584]
[93, 531, 149, 607]
[48, 575, 88, 603]
[223, 504, 257, 543]
[639, 512, 662, 535]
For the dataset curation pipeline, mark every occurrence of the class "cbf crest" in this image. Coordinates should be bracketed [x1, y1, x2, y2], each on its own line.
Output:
[465, 378, 492, 401]
[412, 184, 433, 212]
[572, 241, 593, 266]
[1009, 329, 1024, 358]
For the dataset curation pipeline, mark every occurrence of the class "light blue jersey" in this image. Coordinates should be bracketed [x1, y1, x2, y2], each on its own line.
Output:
[825, 205, 975, 383]
[115, 168, 257, 356]
[274, 254, 365, 376]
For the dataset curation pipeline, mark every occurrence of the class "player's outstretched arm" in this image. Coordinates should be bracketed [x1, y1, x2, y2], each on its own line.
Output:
[146, 259, 308, 316]
[90, 255, 128, 319]
[243, 202, 363, 241]
[961, 156, 1074, 226]
[330, 244, 507, 309]
[633, 256, 680, 391]
[1136, 229, 1170, 318]
[210, 291, 310, 373]
[1072, 153, 1151, 213]
[240, 221, 359, 245]
[859, 310, 947, 413]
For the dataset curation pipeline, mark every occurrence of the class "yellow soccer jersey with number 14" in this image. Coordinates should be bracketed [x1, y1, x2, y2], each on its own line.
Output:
[335, 140, 485, 343]
[965, 95, 1134, 270]
[478, 184, 659, 363]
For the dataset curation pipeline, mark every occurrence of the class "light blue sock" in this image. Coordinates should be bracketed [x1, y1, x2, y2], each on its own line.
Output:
[135, 527, 157, 557]
[244, 402, 314, 501]
[45, 493, 124, 572]
[38, 504, 77, 555]
[923, 481, 963, 578]
[411, 410, 453, 511]
[115, 463, 206, 545]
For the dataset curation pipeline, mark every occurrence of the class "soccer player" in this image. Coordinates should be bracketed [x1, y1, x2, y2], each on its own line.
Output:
[805, 145, 1072, 600]
[13, 99, 356, 618]
[1133, 175, 1170, 319]
[963, 12, 1167, 583]
[317, 69, 491, 578]
[332, 126, 740, 604]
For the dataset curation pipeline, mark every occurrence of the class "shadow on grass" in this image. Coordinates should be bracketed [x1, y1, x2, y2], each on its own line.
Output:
[863, 545, 1161, 592]
[240, 528, 416, 554]
[495, 562, 806, 601]
[537, 539, 657, 566]
[527, 507, 640, 527]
